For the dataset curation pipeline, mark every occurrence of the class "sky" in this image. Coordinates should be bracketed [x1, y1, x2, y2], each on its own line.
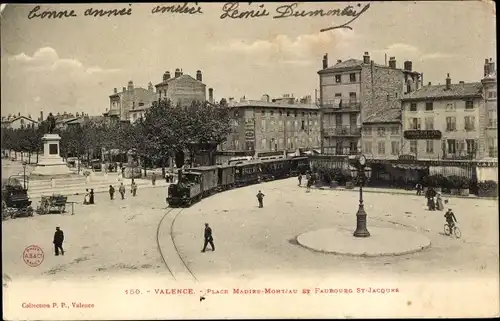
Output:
[0, 1, 496, 118]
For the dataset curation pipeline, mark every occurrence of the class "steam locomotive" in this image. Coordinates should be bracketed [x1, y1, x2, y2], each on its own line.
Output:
[166, 156, 309, 207]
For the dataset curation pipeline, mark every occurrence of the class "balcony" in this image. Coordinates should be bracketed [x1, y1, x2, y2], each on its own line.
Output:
[322, 101, 361, 113]
[323, 125, 361, 137]
[443, 151, 477, 160]
[322, 147, 360, 156]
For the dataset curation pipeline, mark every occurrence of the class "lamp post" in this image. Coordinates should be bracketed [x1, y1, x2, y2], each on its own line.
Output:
[349, 154, 372, 238]
[22, 161, 27, 190]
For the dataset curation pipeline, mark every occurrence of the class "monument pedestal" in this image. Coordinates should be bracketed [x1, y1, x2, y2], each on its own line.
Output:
[31, 134, 72, 176]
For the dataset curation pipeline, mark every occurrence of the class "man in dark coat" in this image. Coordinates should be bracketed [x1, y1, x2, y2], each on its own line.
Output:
[109, 185, 115, 200]
[202, 223, 215, 252]
[53, 227, 64, 256]
[256, 190, 265, 208]
[89, 188, 95, 204]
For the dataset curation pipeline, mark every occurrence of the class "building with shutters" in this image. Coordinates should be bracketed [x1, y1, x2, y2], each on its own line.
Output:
[104, 81, 157, 123]
[400, 70, 492, 160]
[217, 94, 321, 158]
[318, 52, 422, 155]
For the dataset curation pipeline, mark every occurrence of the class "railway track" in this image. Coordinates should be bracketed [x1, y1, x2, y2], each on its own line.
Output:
[156, 207, 198, 282]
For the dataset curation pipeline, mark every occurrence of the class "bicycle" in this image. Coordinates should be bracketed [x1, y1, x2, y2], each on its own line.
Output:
[444, 223, 461, 238]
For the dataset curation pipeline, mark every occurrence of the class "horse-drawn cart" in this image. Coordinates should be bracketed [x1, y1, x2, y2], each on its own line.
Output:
[36, 194, 68, 215]
[2, 178, 33, 220]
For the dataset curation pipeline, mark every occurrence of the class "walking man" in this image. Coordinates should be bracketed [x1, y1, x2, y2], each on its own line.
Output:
[152, 172, 157, 186]
[53, 227, 64, 256]
[131, 179, 137, 197]
[119, 183, 126, 200]
[109, 185, 115, 200]
[202, 223, 215, 252]
[256, 190, 265, 208]
[298, 173, 302, 186]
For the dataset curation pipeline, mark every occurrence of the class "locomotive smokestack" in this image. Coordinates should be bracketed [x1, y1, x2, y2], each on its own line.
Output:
[177, 169, 183, 183]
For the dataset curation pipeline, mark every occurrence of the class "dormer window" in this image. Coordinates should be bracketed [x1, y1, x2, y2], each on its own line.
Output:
[335, 75, 341, 83]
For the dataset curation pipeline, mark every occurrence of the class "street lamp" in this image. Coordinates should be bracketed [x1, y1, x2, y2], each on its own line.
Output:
[22, 161, 27, 190]
[349, 154, 372, 238]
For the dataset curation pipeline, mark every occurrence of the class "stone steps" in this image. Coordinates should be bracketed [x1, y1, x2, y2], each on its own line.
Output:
[28, 180, 169, 199]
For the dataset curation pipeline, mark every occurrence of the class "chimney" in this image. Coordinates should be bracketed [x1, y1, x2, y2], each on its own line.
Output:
[18, 112, 20, 116]
[484, 58, 490, 76]
[428, 82, 432, 86]
[174, 68, 181, 78]
[322, 53, 328, 69]
[40, 111, 43, 121]
[337, 59, 342, 63]
[404, 61, 412, 71]
[114, 88, 117, 94]
[363, 51, 370, 64]
[389, 57, 396, 69]
[446, 73, 451, 90]
[208, 88, 214, 103]
[163, 71, 170, 82]
[196, 70, 202, 82]
[148, 82, 154, 91]
[489, 58, 495, 76]
[127, 80, 134, 91]
[122, 87, 126, 92]
[76, 112, 79, 117]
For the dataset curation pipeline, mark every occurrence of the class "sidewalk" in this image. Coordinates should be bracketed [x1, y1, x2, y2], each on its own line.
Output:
[312, 185, 497, 200]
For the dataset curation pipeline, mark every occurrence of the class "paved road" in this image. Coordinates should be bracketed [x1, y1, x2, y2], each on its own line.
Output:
[172, 177, 499, 281]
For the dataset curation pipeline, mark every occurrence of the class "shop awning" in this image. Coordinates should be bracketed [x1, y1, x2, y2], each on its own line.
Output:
[392, 164, 427, 170]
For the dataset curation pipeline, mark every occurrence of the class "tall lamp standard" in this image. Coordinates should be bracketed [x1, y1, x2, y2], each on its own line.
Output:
[22, 161, 27, 190]
[349, 154, 372, 237]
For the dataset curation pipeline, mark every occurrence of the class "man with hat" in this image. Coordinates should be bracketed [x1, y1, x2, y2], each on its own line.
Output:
[202, 223, 215, 253]
[53, 226, 65, 256]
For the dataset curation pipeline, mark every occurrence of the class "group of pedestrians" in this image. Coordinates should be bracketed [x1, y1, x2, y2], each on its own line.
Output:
[298, 171, 316, 192]
[108, 180, 138, 200]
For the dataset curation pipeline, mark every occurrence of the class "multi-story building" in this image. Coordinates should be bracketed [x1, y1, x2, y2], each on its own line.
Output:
[1, 113, 38, 129]
[104, 81, 157, 122]
[481, 58, 497, 159]
[361, 108, 403, 160]
[401, 74, 484, 160]
[155, 69, 208, 107]
[219, 95, 321, 157]
[318, 52, 422, 155]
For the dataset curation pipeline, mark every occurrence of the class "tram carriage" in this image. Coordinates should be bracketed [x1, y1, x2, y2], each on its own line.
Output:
[166, 156, 311, 207]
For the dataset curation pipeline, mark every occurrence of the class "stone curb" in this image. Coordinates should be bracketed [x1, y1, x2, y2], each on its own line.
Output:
[296, 238, 432, 258]
[313, 186, 497, 200]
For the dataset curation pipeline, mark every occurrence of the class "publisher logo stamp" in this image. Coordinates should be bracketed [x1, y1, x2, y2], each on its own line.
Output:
[23, 245, 44, 267]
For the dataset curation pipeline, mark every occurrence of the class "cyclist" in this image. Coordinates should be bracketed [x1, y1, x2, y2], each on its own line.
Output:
[444, 209, 458, 231]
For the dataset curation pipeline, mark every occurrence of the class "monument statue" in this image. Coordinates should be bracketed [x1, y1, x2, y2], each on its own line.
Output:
[46, 113, 56, 134]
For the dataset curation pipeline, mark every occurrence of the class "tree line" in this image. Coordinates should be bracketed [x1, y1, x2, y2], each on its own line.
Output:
[1, 99, 231, 174]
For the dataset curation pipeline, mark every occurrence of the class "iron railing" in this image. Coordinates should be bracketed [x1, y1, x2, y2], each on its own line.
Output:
[323, 125, 361, 136]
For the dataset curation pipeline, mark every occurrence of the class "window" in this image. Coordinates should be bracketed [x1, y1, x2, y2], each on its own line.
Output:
[294, 112, 297, 117]
[445, 117, 456, 131]
[363, 142, 372, 153]
[410, 140, 418, 154]
[377, 127, 386, 137]
[409, 117, 421, 130]
[261, 119, 266, 131]
[301, 120, 305, 130]
[488, 91, 497, 98]
[488, 137, 497, 157]
[262, 110, 266, 115]
[270, 110, 274, 117]
[391, 141, 399, 155]
[447, 139, 456, 154]
[286, 111, 290, 117]
[363, 127, 372, 136]
[377, 142, 385, 154]
[335, 114, 342, 126]
[445, 103, 455, 111]
[390, 127, 399, 135]
[410, 103, 417, 111]
[138, 102, 144, 107]
[261, 138, 267, 150]
[235, 111, 239, 117]
[487, 111, 497, 128]
[464, 116, 475, 131]
[335, 93, 342, 98]
[335, 75, 341, 83]
[425, 102, 433, 111]
[465, 100, 474, 109]
[426, 140, 434, 153]
[386, 94, 390, 101]
[466, 139, 476, 155]
[350, 73, 356, 82]
[425, 117, 434, 130]
[349, 92, 357, 103]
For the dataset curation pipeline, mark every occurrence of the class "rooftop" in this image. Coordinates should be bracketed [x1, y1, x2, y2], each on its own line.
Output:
[319, 58, 386, 73]
[155, 74, 203, 87]
[363, 108, 401, 124]
[402, 82, 483, 101]
[228, 100, 319, 110]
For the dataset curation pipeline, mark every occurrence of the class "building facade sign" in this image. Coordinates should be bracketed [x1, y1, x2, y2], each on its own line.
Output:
[403, 130, 442, 140]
